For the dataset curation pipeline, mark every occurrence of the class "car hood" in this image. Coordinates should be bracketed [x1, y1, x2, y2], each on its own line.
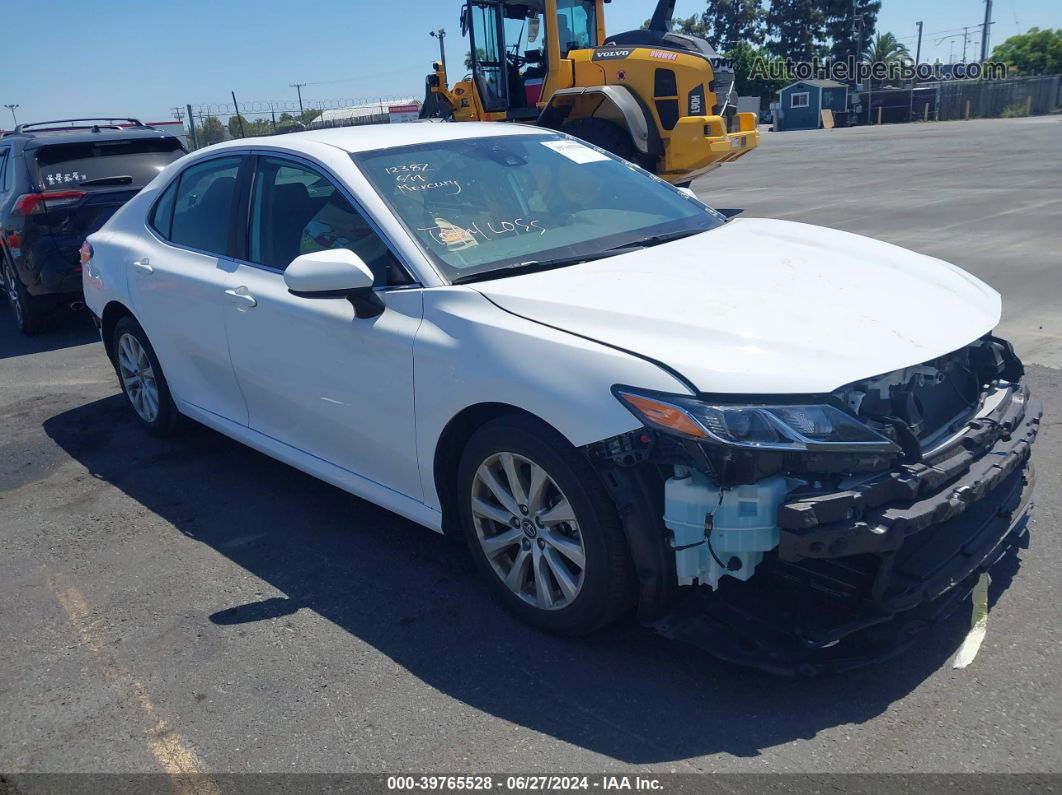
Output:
[471, 218, 1002, 394]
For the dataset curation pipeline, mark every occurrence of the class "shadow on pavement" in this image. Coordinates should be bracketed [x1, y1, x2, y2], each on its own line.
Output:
[44, 394, 1022, 763]
[0, 308, 98, 361]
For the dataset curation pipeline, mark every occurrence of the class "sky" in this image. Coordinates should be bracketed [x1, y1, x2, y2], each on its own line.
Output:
[3, 0, 1059, 127]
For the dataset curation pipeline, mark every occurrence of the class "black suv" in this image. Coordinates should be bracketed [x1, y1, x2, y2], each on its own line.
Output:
[0, 118, 186, 334]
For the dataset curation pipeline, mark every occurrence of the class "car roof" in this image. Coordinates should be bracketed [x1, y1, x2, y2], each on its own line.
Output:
[13, 127, 182, 150]
[208, 122, 552, 156]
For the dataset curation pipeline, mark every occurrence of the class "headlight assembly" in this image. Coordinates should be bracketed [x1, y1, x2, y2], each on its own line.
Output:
[614, 387, 900, 454]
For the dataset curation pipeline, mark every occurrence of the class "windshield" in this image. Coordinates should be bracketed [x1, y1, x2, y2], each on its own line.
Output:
[557, 0, 597, 53]
[352, 133, 724, 282]
[34, 137, 185, 191]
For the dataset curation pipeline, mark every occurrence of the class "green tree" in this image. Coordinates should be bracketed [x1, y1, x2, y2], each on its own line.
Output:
[465, 48, 486, 69]
[863, 31, 909, 63]
[991, 28, 1062, 75]
[824, 0, 880, 63]
[227, 113, 249, 138]
[728, 41, 789, 106]
[640, 14, 708, 35]
[196, 115, 225, 147]
[765, 0, 826, 62]
[705, 0, 766, 48]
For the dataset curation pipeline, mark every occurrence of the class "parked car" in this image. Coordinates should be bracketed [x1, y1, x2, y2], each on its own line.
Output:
[82, 123, 1040, 674]
[1, 118, 185, 333]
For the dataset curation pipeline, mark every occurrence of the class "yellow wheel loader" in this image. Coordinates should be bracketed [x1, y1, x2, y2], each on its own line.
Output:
[421, 0, 759, 185]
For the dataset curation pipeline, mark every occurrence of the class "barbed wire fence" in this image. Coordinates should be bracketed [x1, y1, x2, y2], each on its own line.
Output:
[170, 95, 419, 149]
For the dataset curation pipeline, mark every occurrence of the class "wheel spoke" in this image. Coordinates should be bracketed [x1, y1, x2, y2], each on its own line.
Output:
[543, 528, 585, 569]
[504, 548, 531, 591]
[472, 497, 511, 526]
[477, 466, 520, 516]
[538, 498, 575, 527]
[479, 527, 523, 559]
[118, 346, 137, 374]
[533, 552, 555, 608]
[543, 547, 580, 603]
[499, 453, 527, 507]
[526, 464, 549, 514]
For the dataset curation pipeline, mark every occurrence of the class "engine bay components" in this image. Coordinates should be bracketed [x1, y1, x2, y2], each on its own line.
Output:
[664, 467, 797, 588]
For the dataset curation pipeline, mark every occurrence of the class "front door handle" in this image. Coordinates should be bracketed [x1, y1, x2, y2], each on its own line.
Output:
[131, 258, 153, 274]
[225, 287, 258, 309]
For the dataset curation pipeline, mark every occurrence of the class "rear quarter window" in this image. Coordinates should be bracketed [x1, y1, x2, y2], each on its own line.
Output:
[34, 137, 184, 190]
[150, 179, 179, 239]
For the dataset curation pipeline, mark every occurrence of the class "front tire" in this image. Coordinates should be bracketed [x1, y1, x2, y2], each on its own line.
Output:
[457, 415, 636, 635]
[112, 316, 181, 437]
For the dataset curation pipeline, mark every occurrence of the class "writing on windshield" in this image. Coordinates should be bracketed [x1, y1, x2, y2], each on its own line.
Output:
[352, 135, 721, 280]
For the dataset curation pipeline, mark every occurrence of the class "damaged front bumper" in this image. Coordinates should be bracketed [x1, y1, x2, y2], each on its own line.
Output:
[593, 379, 1042, 676]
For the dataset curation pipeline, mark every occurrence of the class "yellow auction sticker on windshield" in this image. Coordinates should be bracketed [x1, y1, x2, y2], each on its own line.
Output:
[541, 140, 610, 164]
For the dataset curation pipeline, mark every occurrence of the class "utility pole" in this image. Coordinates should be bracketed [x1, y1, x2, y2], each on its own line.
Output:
[980, 0, 993, 61]
[289, 82, 306, 115]
[430, 28, 447, 72]
[231, 91, 245, 137]
[962, 26, 969, 62]
[186, 104, 199, 149]
[4, 103, 18, 126]
[915, 21, 923, 64]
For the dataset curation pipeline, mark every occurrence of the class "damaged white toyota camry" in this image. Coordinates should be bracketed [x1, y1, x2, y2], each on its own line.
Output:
[83, 122, 1041, 674]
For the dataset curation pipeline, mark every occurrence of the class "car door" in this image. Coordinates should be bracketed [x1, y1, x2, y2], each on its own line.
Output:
[223, 154, 424, 500]
[129, 154, 248, 424]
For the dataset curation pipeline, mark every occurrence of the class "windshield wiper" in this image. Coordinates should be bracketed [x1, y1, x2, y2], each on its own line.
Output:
[450, 229, 711, 285]
[79, 175, 134, 186]
[451, 249, 630, 285]
[606, 227, 708, 251]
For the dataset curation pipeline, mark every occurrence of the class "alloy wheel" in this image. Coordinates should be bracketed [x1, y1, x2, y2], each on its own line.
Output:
[117, 332, 160, 423]
[470, 452, 586, 610]
[3, 262, 23, 328]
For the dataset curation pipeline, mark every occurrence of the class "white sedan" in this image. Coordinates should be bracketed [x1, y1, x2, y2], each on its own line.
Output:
[82, 122, 1040, 674]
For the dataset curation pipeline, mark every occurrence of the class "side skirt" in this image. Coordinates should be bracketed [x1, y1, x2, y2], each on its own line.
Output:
[177, 400, 444, 533]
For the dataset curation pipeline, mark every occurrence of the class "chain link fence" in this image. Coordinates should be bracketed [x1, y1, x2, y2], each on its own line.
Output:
[936, 75, 1062, 120]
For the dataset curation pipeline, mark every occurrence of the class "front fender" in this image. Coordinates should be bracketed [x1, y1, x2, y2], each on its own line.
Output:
[414, 287, 689, 511]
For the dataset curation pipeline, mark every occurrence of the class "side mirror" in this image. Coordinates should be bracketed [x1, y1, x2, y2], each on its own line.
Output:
[284, 249, 383, 318]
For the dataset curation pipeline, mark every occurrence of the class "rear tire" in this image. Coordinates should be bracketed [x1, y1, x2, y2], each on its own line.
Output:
[457, 414, 636, 636]
[562, 118, 647, 169]
[3, 258, 47, 336]
[112, 316, 181, 437]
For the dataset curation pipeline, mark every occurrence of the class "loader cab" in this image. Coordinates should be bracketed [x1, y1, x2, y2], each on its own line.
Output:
[462, 0, 601, 119]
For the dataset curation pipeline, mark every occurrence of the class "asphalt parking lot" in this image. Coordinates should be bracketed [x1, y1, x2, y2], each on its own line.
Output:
[1, 116, 1060, 777]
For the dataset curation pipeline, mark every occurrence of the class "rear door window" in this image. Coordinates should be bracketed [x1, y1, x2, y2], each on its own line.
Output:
[168, 156, 242, 255]
[34, 137, 184, 191]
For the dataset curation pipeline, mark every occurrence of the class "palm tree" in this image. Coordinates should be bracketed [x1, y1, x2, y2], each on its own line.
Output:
[864, 32, 910, 63]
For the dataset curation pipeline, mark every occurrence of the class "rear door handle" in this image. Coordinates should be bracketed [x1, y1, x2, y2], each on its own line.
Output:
[131, 258, 153, 274]
[225, 287, 258, 309]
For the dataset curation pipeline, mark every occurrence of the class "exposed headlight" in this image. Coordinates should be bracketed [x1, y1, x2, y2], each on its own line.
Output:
[614, 388, 900, 454]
